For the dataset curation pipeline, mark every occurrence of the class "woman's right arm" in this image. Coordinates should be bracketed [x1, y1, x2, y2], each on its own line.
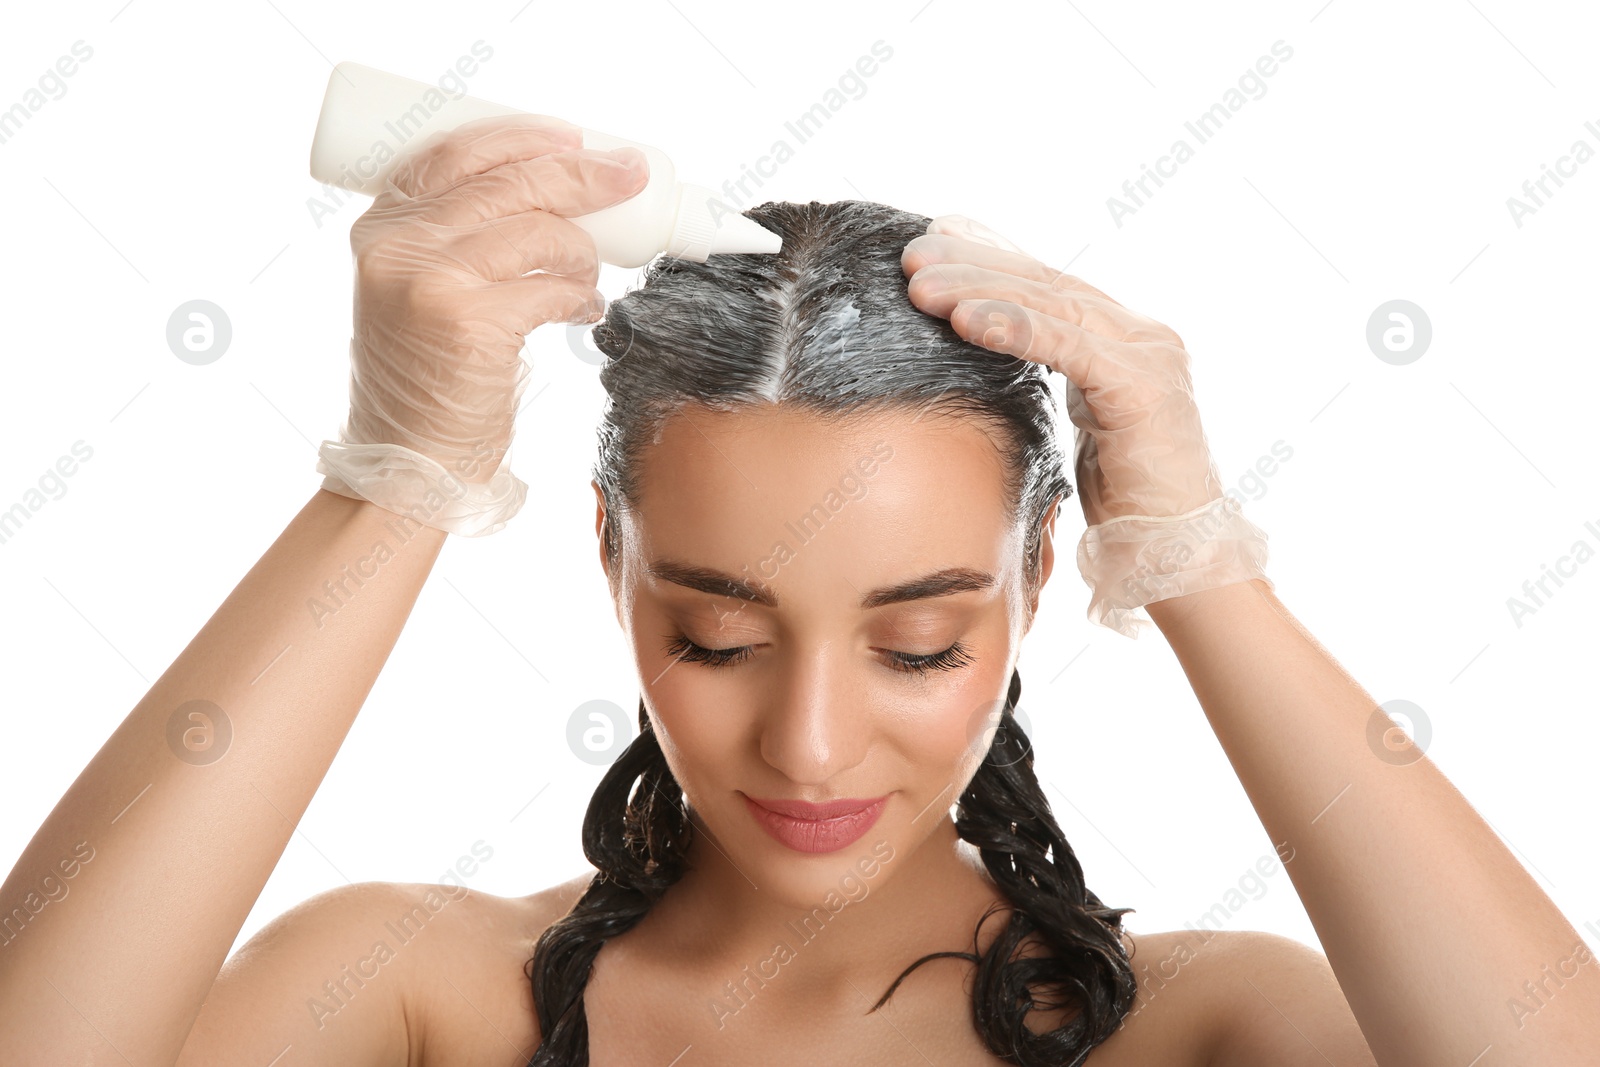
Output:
[0, 488, 448, 1065]
[0, 114, 650, 1065]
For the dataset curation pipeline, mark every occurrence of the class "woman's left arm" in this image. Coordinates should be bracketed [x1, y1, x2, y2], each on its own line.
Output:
[900, 212, 1599, 1065]
[1146, 577, 1600, 1065]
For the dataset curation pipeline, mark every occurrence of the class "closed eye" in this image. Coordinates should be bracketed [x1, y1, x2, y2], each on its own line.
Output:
[662, 633, 975, 676]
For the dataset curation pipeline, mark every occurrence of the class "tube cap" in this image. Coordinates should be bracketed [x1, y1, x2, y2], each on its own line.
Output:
[670, 183, 784, 260]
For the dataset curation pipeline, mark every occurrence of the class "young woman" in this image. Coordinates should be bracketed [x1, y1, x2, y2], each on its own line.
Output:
[2, 115, 1593, 1067]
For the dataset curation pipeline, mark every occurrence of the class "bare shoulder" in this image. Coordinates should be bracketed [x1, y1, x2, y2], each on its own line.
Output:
[184, 874, 597, 1067]
[403, 871, 597, 1067]
[1086, 928, 1375, 1066]
[1187, 929, 1376, 1065]
[182, 880, 485, 1066]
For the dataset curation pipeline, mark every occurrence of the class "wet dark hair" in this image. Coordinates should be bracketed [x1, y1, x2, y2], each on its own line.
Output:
[525, 200, 1138, 1066]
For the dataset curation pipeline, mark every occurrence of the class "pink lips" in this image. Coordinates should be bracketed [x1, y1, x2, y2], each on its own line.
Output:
[743, 793, 889, 854]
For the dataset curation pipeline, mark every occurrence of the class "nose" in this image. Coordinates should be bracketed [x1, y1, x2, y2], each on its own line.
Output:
[756, 646, 872, 786]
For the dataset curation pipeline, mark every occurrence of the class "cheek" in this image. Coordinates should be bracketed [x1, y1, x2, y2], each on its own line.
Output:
[637, 686, 717, 772]
[894, 665, 1013, 790]
[644, 685, 740, 795]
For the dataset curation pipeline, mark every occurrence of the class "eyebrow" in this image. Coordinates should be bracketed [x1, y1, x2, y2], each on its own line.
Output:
[647, 559, 997, 611]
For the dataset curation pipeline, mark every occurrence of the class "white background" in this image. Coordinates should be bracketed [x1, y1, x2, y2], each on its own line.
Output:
[2, 0, 1596, 972]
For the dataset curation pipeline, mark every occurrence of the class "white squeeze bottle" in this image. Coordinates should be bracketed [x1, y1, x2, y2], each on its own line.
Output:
[307, 61, 783, 268]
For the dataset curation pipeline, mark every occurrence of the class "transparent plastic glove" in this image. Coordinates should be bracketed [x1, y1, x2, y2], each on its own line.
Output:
[904, 213, 1271, 638]
[316, 114, 650, 536]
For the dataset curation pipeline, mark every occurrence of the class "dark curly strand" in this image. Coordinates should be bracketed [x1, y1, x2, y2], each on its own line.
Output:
[526, 200, 1139, 1066]
[867, 666, 1139, 1064]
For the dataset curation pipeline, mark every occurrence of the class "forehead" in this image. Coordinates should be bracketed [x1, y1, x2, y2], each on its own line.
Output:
[626, 405, 1017, 602]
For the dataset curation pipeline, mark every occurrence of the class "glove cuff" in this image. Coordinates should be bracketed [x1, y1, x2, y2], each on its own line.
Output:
[315, 439, 526, 537]
[1076, 495, 1273, 639]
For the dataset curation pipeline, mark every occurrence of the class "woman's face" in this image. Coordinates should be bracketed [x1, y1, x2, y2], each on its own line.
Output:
[594, 403, 1059, 908]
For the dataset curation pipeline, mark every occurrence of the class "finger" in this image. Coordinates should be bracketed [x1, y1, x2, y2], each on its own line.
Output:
[903, 232, 1121, 307]
[435, 208, 604, 285]
[945, 297, 1118, 394]
[386, 113, 585, 200]
[908, 261, 1157, 342]
[926, 214, 1031, 257]
[470, 272, 610, 337]
[948, 297, 1193, 439]
[420, 146, 650, 229]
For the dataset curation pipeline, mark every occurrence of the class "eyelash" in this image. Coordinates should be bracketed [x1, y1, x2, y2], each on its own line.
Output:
[663, 633, 976, 676]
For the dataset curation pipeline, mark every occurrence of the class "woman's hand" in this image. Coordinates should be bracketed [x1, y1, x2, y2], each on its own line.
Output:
[901, 213, 1224, 528]
[902, 215, 1271, 637]
[318, 113, 651, 536]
